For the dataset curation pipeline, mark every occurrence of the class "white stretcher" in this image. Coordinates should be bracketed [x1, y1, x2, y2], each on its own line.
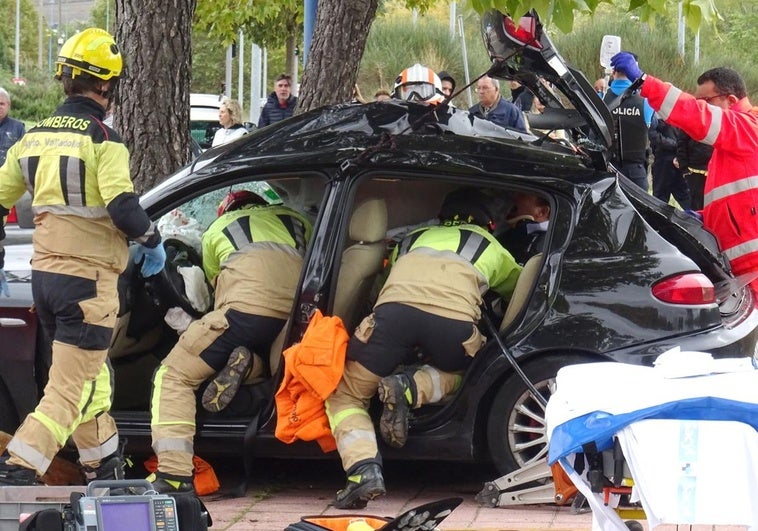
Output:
[545, 348, 758, 531]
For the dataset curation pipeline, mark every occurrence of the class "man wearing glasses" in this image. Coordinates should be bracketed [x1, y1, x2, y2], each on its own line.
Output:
[258, 73, 298, 127]
[611, 52, 758, 298]
[469, 76, 527, 133]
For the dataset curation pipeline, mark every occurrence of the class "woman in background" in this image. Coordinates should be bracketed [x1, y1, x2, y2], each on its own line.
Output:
[212, 98, 247, 147]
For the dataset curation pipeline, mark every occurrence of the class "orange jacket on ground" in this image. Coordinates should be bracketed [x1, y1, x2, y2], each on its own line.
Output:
[275, 310, 348, 452]
[641, 75, 758, 289]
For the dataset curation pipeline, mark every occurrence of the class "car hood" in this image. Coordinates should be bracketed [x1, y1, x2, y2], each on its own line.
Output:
[480, 9, 614, 150]
[3, 243, 32, 275]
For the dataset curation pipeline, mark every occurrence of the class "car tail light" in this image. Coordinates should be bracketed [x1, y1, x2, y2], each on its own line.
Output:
[6, 206, 17, 223]
[652, 273, 715, 305]
[504, 13, 542, 49]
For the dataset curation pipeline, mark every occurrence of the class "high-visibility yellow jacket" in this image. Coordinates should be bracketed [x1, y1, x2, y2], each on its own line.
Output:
[0, 96, 158, 273]
[377, 223, 522, 321]
[202, 204, 312, 318]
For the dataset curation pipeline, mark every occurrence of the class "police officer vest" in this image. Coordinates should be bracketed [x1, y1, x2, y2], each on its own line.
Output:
[604, 91, 649, 165]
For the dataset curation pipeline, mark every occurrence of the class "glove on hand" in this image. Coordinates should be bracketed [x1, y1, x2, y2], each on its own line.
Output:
[0, 269, 10, 297]
[684, 209, 703, 222]
[610, 52, 643, 83]
[133, 243, 167, 278]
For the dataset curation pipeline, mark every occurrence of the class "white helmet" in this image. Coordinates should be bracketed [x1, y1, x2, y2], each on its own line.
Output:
[393, 64, 445, 104]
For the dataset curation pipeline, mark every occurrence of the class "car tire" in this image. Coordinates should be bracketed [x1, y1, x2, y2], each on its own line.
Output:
[486, 354, 595, 476]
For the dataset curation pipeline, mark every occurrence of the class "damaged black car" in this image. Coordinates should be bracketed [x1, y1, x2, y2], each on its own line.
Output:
[1, 11, 756, 491]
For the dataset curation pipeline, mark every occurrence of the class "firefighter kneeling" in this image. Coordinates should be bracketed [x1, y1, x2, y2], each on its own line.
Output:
[326, 188, 522, 509]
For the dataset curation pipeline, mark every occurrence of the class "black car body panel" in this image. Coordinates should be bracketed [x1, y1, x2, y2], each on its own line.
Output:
[2, 11, 757, 476]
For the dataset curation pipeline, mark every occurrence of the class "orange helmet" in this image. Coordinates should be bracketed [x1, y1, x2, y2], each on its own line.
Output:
[217, 190, 267, 216]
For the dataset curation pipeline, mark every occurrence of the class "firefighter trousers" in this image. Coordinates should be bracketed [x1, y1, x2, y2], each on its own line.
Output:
[7, 268, 119, 473]
[326, 360, 462, 473]
[151, 305, 285, 477]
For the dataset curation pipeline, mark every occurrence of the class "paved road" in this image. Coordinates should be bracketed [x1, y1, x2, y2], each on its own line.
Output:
[194, 457, 594, 530]
[164, 456, 746, 531]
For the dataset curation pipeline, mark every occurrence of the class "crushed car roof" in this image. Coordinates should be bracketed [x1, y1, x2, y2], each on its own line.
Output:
[191, 101, 601, 181]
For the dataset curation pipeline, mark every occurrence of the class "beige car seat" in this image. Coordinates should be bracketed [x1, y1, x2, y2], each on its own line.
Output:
[333, 198, 388, 332]
[500, 253, 543, 331]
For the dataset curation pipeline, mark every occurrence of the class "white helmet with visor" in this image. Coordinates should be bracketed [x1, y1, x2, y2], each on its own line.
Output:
[393, 64, 445, 104]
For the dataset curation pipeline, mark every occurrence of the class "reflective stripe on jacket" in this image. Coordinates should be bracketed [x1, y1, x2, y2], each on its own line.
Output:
[642, 75, 758, 275]
[378, 223, 522, 321]
[201, 204, 312, 282]
[0, 96, 153, 273]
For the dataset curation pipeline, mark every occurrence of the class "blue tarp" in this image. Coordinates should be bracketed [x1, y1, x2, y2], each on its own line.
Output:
[548, 396, 758, 464]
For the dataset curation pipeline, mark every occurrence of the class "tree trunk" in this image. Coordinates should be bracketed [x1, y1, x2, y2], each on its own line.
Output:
[297, 0, 379, 113]
[285, 34, 297, 81]
[113, 0, 196, 193]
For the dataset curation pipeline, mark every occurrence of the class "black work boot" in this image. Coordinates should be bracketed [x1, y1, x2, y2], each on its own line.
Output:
[377, 373, 414, 448]
[0, 455, 37, 486]
[202, 346, 253, 412]
[147, 472, 196, 496]
[83, 453, 126, 483]
[83, 452, 128, 493]
[334, 463, 386, 510]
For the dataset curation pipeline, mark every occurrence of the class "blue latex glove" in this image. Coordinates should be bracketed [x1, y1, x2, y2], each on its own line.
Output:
[610, 52, 643, 83]
[133, 243, 166, 277]
[684, 209, 703, 222]
[0, 269, 9, 297]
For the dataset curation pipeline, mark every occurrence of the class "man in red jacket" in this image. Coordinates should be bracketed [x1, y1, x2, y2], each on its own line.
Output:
[611, 52, 758, 298]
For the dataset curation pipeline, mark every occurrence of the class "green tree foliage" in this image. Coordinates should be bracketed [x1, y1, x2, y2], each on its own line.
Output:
[358, 8, 490, 106]
[0, 0, 43, 72]
[469, 0, 719, 35]
[90, 0, 115, 32]
[194, 0, 302, 48]
[0, 68, 62, 122]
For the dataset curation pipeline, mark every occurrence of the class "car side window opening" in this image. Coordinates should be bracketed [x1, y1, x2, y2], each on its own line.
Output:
[108, 175, 326, 412]
[333, 176, 546, 338]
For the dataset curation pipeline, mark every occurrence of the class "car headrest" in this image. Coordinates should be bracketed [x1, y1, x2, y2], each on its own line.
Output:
[349, 198, 387, 243]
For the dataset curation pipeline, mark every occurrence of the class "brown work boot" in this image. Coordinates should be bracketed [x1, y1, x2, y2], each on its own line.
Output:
[202, 346, 252, 412]
[377, 373, 413, 448]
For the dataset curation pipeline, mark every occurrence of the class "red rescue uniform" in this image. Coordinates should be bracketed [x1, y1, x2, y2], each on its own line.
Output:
[642, 75, 758, 296]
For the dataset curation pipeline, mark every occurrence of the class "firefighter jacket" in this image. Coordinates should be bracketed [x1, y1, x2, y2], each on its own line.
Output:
[376, 223, 522, 322]
[0, 96, 158, 274]
[605, 79, 653, 166]
[641, 75, 758, 276]
[275, 310, 348, 452]
[201, 204, 312, 318]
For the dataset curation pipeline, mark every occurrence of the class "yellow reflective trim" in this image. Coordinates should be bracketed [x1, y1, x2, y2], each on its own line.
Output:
[29, 410, 74, 446]
[150, 365, 195, 427]
[81, 363, 112, 423]
[329, 407, 371, 428]
[151, 365, 167, 424]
